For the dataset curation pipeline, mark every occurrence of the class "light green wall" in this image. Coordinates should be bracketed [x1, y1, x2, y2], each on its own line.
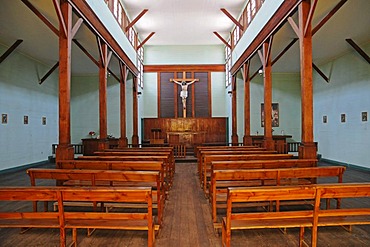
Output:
[0, 43, 58, 171]
[143, 73, 158, 118]
[145, 45, 225, 64]
[314, 42, 370, 169]
[71, 75, 135, 144]
[236, 72, 302, 143]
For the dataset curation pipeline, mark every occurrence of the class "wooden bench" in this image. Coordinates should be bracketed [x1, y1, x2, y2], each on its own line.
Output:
[201, 153, 294, 192]
[77, 155, 174, 188]
[222, 183, 370, 247]
[210, 166, 346, 224]
[27, 168, 164, 226]
[0, 186, 155, 247]
[56, 160, 166, 192]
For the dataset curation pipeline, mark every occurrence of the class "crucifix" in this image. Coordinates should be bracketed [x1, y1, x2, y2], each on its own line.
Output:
[170, 72, 199, 118]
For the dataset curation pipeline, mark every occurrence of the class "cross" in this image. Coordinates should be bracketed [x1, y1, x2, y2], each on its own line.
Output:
[170, 72, 199, 118]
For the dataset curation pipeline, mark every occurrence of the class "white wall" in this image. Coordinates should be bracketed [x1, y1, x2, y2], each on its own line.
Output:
[0, 43, 58, 171]
[314, 43, 370, 169]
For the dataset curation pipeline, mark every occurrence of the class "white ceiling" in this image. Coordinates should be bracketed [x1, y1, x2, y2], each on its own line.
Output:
[121, 0, 246, 45]
[0, 0, 369, 76]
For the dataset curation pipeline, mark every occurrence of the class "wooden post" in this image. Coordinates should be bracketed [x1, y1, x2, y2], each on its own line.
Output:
[262, 41, 275, 151]
[242, 63, 252, 146]
[119, 63, 128, 147]
[298, 0, 317, 159]
[56, 0, 74, 162]
[231, 75, 239, 145]
[98, 41, 109, 151]
[132, 77, 139, 147]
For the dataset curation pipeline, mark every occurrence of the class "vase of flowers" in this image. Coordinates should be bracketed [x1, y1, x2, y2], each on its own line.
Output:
[89, 131, 96, 138]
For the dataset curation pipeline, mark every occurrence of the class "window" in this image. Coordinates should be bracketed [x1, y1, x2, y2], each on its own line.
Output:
[137, 46, 144, 88]
[225, 44, 232, 87]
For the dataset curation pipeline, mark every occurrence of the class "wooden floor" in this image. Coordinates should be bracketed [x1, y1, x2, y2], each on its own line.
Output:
[0, 161, 369, 246]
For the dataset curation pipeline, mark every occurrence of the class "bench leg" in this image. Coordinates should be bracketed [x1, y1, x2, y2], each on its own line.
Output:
[87, 228, 96, 237]
[69, 228, 77, 247]
[299, 227, 305, 247]
[60, 227, 66, 247]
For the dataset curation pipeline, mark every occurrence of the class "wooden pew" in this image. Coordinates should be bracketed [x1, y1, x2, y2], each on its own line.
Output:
[0, 187, 66, 247]
[210, 166, 346, 224]
[221, 183, 370, 247]
[27, 168, 164, 226]
[77, 155, 174, 188]
[56, 160, 166, 192]
[201, 153, 294, 192]
[198, 149, 274, 178]
[0, 186, 155, 247]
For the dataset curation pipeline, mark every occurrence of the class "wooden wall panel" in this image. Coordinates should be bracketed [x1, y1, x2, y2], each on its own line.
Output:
[143, 117, 227, 144]
[194, 72, 209, 117]
[160, 72, 175, 118]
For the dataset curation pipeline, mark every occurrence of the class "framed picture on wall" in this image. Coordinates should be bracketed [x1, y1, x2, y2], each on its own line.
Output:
[42, 116, 46, 125]
[2, 114, 7, 124]
[261, 103, 279, 127]
[323, 115, 327, 123]
[24, 115, 28, 125]
[362, 112, 367, 122]
[341, 113, 346, 123]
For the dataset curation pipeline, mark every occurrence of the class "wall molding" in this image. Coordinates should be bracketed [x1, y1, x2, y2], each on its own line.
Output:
[144, 64, 225, 73]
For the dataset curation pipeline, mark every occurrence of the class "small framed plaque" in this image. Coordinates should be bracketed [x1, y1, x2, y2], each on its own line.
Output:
[24, 115, 29, 125]
[362, 112, 367, 122]
[42, 116, 46, 125]
[341, 113, 346, 123]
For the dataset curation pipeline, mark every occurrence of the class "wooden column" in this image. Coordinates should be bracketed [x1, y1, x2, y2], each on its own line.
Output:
[231, 75, 239, 145]
[242, 63, 252, 146]
[98, 42, 109, 150]
[298, 0, 317, 159]
[119, 63, 128, 147]
[132, 76, 139, 146]
[56, 0, 74, 162]
[262, 41, 275, 150]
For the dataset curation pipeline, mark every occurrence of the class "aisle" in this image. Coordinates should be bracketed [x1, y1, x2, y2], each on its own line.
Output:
[156, 162, 221, 247]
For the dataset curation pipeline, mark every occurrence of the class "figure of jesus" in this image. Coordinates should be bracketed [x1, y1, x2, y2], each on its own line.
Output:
[170, 78, 199, 110]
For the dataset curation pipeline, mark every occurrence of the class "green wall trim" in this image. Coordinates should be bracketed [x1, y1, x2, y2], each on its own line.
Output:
[0, 160, 50, 175]
[321, 158, 370, 173]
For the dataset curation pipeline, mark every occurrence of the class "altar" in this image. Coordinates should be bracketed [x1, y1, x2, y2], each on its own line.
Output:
[167, 131, 206, 148]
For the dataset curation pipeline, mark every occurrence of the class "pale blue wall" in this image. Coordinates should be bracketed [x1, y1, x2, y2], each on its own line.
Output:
[0, 43, 58, 171]
[71, 75, 135, 145]
[143, 73, 158, 118]
[314, 43, 370, 169]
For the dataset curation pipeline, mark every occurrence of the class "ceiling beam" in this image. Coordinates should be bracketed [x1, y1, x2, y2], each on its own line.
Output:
[21, 0, 59, 36]
[346, 39, 370, 64]
[312, 63, 329, 83]
[220, 8, 244, 31]
[312, 0, 348, 35]
[304, 0, 318, 37]
[125, 9, 148, 32]
[137, 32, 155, 50]
[39, 62, 59, 84]
[213, 32, 231, 48]
[0, 40, 23, 64]
[52, 0, 68, 38]
[71, 18, 84, 38]
[288, 17, 300, 38]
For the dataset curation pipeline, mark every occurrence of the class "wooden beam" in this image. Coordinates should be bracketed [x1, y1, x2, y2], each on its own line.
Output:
[144, 64, 225, 73]
[265, 36, 273, 66]
[304, 0, 318, 37]
[125, 9, 148, 32]
[119, 62, 128, 147]
[71, 18, 84, 38]
[72, 39, 99, 66]
[67, 0, 139, 76]
[221, 8, 244, 31]
[213, 32, 231, 48]
[312, 0, 348, 35]
[39, 62, 59, 84]
[231, 0, 301, 75]
[0, 40, 23, 64]
[288, 17, 300, 38]
[137, 32, 155, 50]
[21, 0, 59, 36]
[257, 49, 264, 65]
[272, 38, 299, 65]
[346, 39, 370, 64]
[107, 68, 120, 82]
[52, 0, 68, 38]
[312, 63, 329, 83]
[97, 37, 105, 67]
